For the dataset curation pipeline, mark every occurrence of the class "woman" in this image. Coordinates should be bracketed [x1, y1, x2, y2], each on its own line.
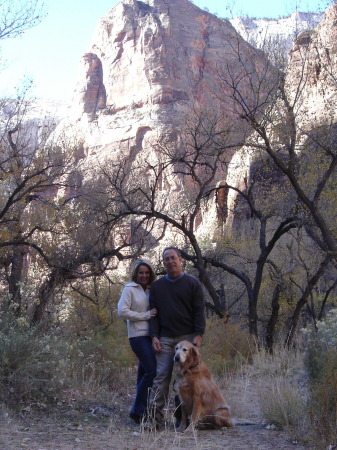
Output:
[118, 258, 157, 424]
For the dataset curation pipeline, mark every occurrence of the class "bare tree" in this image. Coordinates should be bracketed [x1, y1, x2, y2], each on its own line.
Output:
[182, 151, 303, 344]
[0, 1, 158, 325]
[98, 108, 310, 350]
[0, 0, 45, 40]
[99, 108, 236, 315]
[213, 5, 337, 344]
[0, 91, 153, 323]
[93, 11, 337, 348]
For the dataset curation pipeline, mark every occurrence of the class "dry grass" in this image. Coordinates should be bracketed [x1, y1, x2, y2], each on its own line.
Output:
[0, 339, 312, 450]
[202, 319, 255, 375]
[252, 345, 310, 442]
[210, 341, 310, 444]
[0, 315, 318, 448]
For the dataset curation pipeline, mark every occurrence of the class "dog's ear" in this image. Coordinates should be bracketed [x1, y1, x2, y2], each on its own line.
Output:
[191, 345, 201, 365]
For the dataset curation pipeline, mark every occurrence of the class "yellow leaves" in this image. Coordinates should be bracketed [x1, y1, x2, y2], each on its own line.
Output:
[0, 229, 12, 242]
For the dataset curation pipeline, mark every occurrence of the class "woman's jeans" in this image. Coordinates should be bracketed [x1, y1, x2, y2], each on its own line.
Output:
[129, 336, 157, 417]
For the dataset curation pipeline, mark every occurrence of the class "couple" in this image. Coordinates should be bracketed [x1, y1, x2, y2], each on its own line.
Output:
[118, 247, 206, 426]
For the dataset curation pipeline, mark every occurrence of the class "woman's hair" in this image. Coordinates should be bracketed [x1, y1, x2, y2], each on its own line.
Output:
[131, 258, 156, 285]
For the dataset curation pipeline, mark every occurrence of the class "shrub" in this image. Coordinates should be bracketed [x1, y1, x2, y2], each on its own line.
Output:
[59, 282, 137, 397]
[259, 378, 307, 430]
[251, 343, 310, 441]
[202, 319, 255, 375]
[0, 312, 62, 408]
[64, 317, 136, 392]
[0, 301, 136, 410]
[302, 309, 337, 447]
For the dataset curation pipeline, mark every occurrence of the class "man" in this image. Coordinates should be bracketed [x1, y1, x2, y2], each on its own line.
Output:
[148, 246, 206, 426]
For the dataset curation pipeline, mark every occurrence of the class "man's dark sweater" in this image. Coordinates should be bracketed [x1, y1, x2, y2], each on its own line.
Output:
[149, 273, 206, 338]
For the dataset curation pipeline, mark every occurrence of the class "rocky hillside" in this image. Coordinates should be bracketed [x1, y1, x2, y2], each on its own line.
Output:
[58, 0, 269, 159]
[54, 0, 336, 239]
[230, 11, 323, 54]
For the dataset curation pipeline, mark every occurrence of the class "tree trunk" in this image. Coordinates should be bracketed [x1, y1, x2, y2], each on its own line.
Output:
[318, 280, 337, 320]
[265, 283, 281, 354]
[31, 269, 65, 325]
[285, 255, 331, 348]
[186, 236, 225, 317]
[199, 268, 225, 318]
[8, 246, 28, 316]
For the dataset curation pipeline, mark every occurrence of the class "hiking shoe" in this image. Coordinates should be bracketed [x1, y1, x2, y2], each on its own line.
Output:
[129, 412, 141, 424]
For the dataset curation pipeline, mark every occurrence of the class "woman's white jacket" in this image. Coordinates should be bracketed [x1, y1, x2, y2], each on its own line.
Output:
[117, 281, 152, 338]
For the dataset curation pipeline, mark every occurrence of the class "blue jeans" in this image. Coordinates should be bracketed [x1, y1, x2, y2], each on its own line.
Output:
[129, 336, 157, 417]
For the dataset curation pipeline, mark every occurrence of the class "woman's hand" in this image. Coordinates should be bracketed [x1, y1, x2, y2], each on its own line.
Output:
[149, 308, 157, 317]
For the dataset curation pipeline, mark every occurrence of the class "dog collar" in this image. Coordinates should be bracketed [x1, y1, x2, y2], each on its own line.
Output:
[183, 362, 200, 375]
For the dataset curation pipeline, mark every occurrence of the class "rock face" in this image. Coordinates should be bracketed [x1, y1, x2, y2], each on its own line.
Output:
[56, 0, 336, 240]
[230, 12, 323, 55]
[286, 3, 337, 127]
[58, 0, 277, 242]
[79, 53, 106, 117]
[224, 3, 337, 235]
[62, 0, 261, 161]
[82, 0, 235, 115]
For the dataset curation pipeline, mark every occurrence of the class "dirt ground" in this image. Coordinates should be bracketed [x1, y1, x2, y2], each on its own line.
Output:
[0, 375, 311, 450]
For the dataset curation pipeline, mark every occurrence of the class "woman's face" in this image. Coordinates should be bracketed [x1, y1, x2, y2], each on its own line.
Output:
[136, 264, 151, 287]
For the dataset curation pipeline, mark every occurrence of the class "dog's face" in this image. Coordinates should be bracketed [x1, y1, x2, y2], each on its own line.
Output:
[174, 340, 199, 364]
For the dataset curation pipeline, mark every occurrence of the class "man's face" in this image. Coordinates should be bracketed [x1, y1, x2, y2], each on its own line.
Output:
[163, 249, 183, 277]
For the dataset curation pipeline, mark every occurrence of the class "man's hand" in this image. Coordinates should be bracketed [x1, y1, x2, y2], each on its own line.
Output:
[152, 336, 162, 352]
[193, 335, 203, 348]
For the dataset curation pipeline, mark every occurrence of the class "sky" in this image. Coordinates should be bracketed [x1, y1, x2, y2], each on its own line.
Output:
[0, 0, 329, 104]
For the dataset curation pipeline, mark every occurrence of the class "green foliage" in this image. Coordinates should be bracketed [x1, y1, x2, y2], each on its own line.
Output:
[64, 318, 136, 390]
[0, 310, 62, 407]
[309, 349, 337, 446]
[302, 308, 337, 379]
[302, 309, 337, 446]
[60, 280, 136, 389]
[0, 292, 136, 410]
[202, 319, 256, 375]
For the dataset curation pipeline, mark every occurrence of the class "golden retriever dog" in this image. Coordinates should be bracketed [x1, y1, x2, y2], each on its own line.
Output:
[174, 340, 233, 432]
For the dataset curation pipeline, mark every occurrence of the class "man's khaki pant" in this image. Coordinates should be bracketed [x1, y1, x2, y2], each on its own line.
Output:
[149, 334, 195, 422]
